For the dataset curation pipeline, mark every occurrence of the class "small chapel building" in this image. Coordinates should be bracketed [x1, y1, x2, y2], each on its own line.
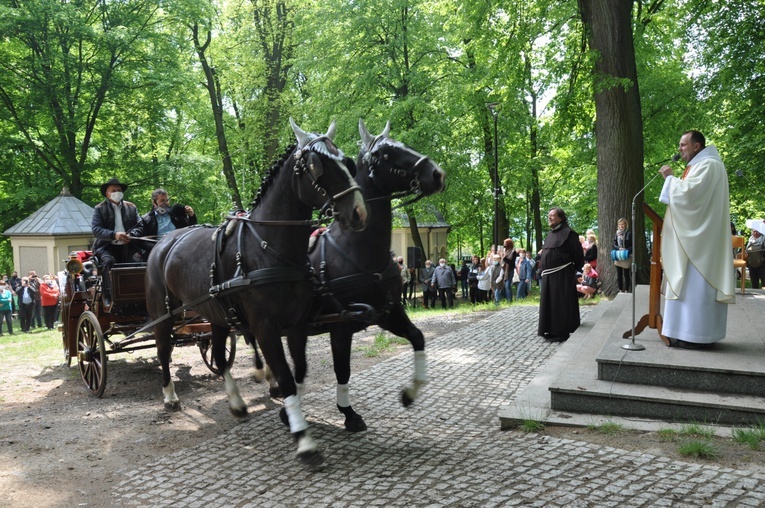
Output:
[3, 188, 94, 275]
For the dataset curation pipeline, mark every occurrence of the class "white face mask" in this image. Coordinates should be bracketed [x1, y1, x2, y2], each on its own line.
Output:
[439, 262, 446, 268]
[110, 191, 124, 202]
[493, 260, 499, 266]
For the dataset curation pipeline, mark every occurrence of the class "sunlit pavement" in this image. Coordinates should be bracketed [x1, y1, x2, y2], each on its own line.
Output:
[114, 306, 765, 507]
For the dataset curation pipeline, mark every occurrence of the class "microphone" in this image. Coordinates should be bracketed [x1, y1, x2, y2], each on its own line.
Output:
[671, 153, 681, 163]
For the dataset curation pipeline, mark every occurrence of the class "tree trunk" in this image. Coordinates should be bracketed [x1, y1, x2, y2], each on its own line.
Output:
[525, 54, 543, 253]
[192, 24, 243, 211]
[252, 0, 294, 164]
[579, 0, 645, 296]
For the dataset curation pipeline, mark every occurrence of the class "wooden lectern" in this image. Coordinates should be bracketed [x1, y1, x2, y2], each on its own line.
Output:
[622, 203, 669, 345]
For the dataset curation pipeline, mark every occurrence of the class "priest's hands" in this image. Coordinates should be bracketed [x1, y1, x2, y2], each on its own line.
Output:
[659, 165, 674, 179]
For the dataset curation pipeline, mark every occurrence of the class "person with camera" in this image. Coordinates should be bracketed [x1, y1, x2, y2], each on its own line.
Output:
[17, 276, 37, 332]
[27, 271, 43, 328]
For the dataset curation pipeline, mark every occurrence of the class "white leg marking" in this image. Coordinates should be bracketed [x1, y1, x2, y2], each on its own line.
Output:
[284, 394, 309, 433]
[224, 370, 246, 412]
[414, 350, 428, 383]
[296, 429, 318, 456]
[404, 351, 429, 402]
[337, 383, 351, 407]
[163, 380, 179, 405]
[296, 382, 305, 400]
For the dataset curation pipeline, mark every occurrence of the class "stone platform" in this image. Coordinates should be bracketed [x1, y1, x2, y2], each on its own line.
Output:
[500, 285, 765, 429]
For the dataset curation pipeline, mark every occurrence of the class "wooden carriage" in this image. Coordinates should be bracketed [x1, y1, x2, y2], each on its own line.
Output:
[60, 252, 236, 397]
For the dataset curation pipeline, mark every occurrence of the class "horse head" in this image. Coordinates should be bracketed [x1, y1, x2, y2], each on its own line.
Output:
[290, 118, 367, 231]
[358, 119, 445, 201]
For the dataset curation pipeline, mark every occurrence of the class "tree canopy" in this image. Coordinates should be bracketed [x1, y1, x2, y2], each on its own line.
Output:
[2, 0, 762, 293]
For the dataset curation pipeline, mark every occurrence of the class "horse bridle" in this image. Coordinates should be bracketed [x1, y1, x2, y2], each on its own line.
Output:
[362, 137, 430, 208]
[232, 138, 361, 228]
[294, 135, 361, 221]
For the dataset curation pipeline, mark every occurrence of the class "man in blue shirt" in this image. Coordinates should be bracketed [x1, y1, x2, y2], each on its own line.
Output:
[129, 188, 197, 258]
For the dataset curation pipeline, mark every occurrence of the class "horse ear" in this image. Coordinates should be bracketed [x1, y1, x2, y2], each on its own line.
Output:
[307, 152, 324, 179]
[359, 119, 375, 150]
[344, 157, 357, 177]
[380, 120, 391, 139]
[325, 120, 337, 141]
[290, 117, 310, 148]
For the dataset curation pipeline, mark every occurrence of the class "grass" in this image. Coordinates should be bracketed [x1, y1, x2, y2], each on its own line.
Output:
[732, 419, 765, 450]
[588, 421, 625, 435]
[678, 440, 720, 460]
[519, 419, 545, 433]
[0, 326, 62, 362]
[732, 428, 762, 450]
[657, 428, 679, 440]
[679, 422, 717, 439]
[360, 332, 410, 358]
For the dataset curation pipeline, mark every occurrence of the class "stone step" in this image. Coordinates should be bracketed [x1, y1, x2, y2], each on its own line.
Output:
[500, 286, 765, 429]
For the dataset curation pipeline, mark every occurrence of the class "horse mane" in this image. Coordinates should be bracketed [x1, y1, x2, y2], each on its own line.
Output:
[249, 143, 297, 210]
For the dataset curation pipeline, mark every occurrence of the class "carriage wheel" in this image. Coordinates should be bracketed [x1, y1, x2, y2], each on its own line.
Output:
[76, 311, 108, 397]
[199, 333, 237, 375]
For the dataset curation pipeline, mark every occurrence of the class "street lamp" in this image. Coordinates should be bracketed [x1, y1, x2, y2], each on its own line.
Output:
[487, 103, 500, 247]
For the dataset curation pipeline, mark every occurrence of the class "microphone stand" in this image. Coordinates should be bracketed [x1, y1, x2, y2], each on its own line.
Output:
[623, 172, 663, 351]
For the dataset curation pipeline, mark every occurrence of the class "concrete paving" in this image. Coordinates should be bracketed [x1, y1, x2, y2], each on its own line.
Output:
[113, 303, 765, 507]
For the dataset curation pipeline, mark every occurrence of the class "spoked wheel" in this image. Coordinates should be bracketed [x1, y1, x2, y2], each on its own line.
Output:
[76, 311, 107, 397]
[199, 333, 237, 375]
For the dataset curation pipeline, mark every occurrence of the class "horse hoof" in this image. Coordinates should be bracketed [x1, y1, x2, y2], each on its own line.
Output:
[269, 386, 282, 399]
[230, 406, 248, 418]
[344, 415, 367, 432]
[253, 368, 265, 383]
[164, 401, 181, 412]
[279, 407, 290, 428]
[401, 390, 414, 407]
[297, 450, 324, 467]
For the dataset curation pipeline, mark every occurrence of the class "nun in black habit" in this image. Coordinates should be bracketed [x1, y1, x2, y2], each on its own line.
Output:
[537, 207, 585, 341]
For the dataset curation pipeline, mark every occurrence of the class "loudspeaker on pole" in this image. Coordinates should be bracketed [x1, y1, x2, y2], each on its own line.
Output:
[407, 246, 424, 268]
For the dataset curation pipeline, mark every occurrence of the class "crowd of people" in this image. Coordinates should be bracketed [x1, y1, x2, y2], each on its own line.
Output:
[0, 178, 199, 333]
[0, 270, 62, 335]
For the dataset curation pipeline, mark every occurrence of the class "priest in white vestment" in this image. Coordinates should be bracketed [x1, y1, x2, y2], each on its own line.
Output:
[658, 130, 735, 349]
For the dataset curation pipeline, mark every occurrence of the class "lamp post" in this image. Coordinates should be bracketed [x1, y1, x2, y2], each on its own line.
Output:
[487, 103, 500, 247]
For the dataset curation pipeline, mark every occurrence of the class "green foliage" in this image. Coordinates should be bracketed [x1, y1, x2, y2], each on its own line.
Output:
[520, 419, 545, 433]
[731, 420, 765, 450]
[587, 421, 625, 435]
[679, 422, 717, 439]
[359, 333, 410, 358]
[731, 428, 762, 451]
[1, 0, 763, 271]
[678, 440, 719, 460]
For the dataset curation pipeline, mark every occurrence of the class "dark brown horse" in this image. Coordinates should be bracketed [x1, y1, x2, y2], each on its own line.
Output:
[281, 119, 445, 431]
[145, 119, 367, 464]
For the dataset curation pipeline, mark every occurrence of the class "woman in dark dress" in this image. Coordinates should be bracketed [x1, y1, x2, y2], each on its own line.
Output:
[537, 207, 585, 342]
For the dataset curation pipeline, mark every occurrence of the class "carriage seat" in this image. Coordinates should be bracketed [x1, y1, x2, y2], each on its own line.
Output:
[109, 263, 147, 307]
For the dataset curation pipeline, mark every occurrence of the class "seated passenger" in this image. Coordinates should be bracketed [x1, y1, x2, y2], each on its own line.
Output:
[129, 188, 197, 259]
